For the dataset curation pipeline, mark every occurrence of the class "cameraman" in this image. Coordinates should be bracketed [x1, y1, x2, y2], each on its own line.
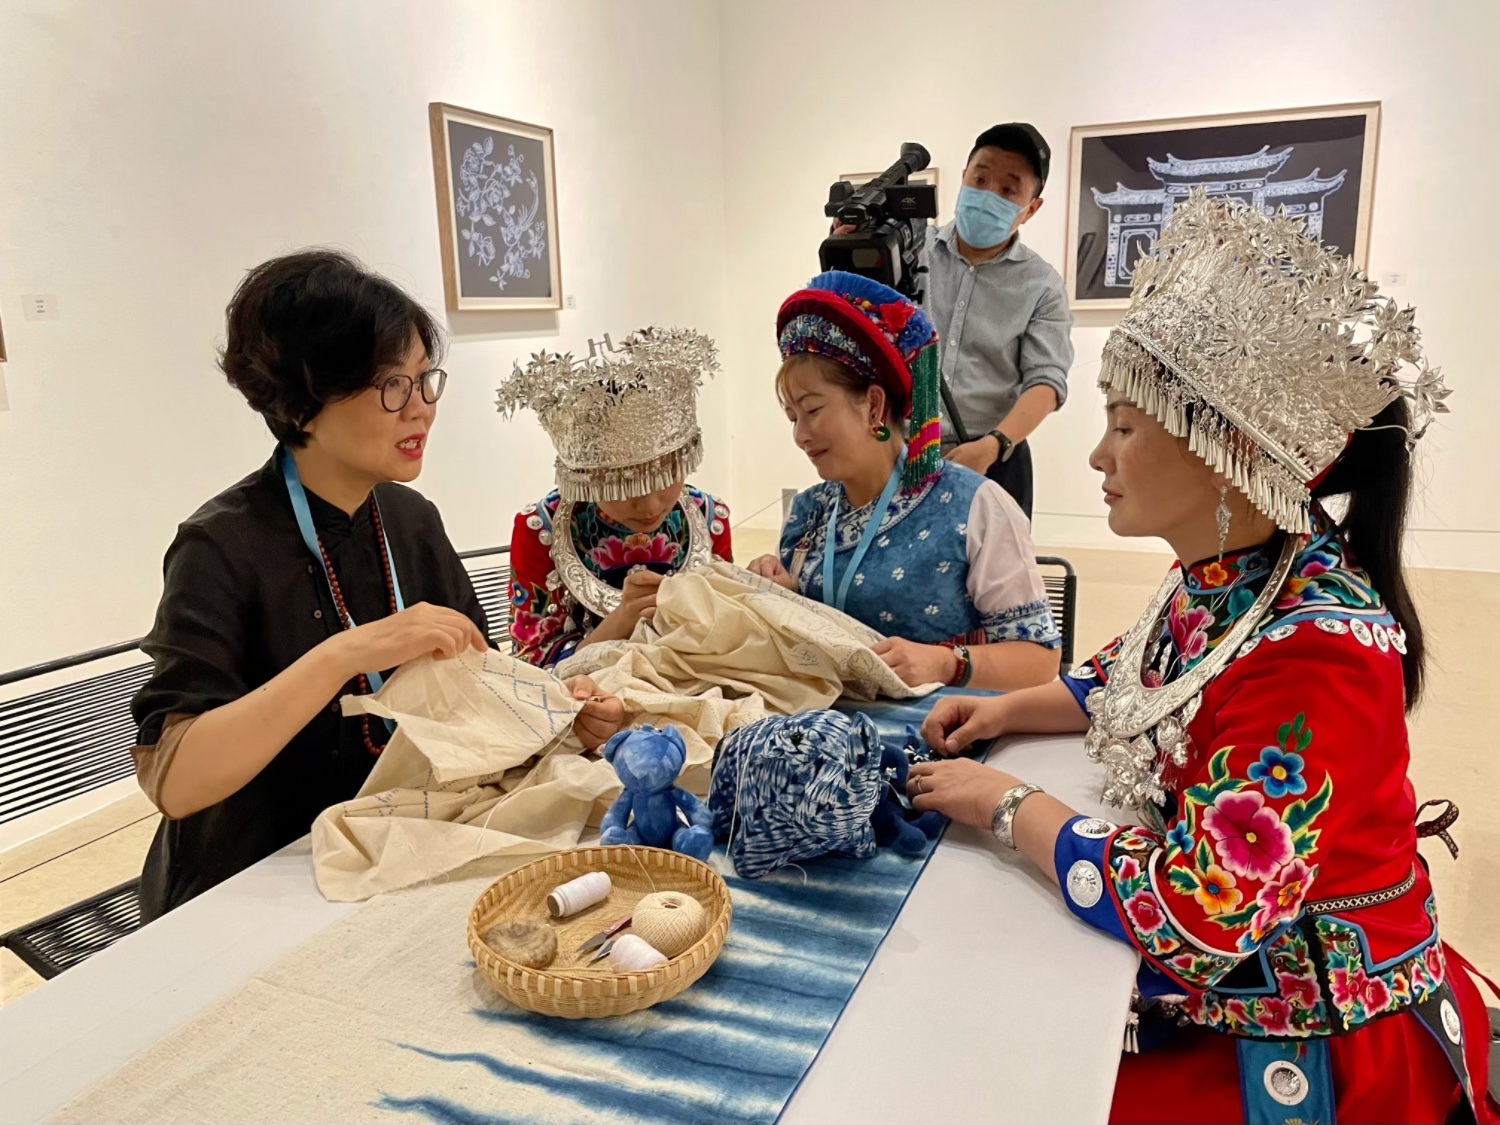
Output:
[927, 123, 1073, 518]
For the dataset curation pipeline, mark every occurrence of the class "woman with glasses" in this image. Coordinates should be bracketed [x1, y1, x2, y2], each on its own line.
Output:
[131, 251, 621, 918]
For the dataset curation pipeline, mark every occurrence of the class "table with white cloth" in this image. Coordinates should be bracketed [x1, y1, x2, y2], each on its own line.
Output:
[0, 731, 1138, 1124]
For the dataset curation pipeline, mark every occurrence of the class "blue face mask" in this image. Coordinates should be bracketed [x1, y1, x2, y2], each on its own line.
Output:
[955, 186, 1023, 249]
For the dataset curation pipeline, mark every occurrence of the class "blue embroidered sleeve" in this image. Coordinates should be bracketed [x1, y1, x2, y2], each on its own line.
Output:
[1060, 634, 1123, 713]
[980, 599, 1062, 648]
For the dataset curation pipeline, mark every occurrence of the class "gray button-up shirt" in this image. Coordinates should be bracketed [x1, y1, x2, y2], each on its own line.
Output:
[922, 222, 1074, 442]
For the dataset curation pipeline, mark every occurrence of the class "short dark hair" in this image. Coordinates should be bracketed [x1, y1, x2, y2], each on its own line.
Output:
[967, 122, 1049, 200]
[219, 250, 442, 447]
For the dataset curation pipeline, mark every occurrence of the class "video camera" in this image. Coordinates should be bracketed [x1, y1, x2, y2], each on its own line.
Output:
[820, 142, 937, 302]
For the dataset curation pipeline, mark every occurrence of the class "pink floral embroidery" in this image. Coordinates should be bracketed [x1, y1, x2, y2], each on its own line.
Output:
[1169, 590, 1214, 662]
[1224, 999, 1252, 1029]
[1362, 974, 1392, 1014]
[1115, 855, 1141, 882]
[1277, 556, 1333, 609]
[1256, 996, 1293, 1034]
[511, 604, 565, 650]
[1250, 859, 1317, 939]
[1125, 891, 1166, 935]
[1330, 967, 1366, 1012]
[1424, 944, 1444, 984]
[1277, 970, 1322, 1011]
[590, 532, 680, 571]
[1202, 790, 1293, 880]
[1143, 669, 1165, 688]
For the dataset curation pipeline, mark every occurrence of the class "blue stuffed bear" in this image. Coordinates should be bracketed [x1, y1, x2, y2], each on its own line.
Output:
[870, 742, 945, 857]
[599, 725, 714, 862]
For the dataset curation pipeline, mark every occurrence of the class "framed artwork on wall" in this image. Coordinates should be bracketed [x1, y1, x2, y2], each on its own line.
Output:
[1065, 102, 1380, 310]
[838, 166, 942, 222]
[429, 103, 563, 312]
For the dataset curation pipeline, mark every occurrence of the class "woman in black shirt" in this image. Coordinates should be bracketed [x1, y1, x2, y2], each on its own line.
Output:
[132, 251, 622, 918]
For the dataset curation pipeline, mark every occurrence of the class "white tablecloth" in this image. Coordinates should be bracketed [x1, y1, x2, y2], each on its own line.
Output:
[0, 735, 1137, 1124]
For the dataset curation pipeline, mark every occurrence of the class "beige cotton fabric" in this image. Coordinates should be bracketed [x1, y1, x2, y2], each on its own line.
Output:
[311, 563, 935, 902]
[556, 562, 937, 710]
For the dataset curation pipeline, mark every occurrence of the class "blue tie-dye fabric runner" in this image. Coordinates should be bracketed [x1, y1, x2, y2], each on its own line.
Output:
[379, 846, 934, 1125]
[370, 695, 1000, 1125]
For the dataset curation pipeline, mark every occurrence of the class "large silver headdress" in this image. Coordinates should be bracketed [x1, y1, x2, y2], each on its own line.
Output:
[1099, 190, 1450, 533]
[498, 327, 717, 503]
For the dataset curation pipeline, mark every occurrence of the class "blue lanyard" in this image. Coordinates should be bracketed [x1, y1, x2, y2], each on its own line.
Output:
[280, 447, 405, 692]
[822, 448, 905, 613]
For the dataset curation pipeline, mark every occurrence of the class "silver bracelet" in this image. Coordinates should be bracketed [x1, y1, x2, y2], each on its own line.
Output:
[990, 783, 1044, 850]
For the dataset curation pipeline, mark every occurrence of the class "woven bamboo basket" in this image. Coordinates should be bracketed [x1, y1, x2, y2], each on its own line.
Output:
[468, 846, 732, 1019]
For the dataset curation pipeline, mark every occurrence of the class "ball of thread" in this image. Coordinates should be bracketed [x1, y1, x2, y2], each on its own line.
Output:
[609, 934, 667, 972]
[547, 870, 612, 918]
[483, 920, 557, 969]
[631, 891, 707, 958]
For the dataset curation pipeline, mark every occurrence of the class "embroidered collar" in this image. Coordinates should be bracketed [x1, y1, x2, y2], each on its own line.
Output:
[1165, 510, 1344, 673]
[819, 473, 940, 553]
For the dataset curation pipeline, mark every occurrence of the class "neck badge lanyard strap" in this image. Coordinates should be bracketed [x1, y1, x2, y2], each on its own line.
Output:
[280, 447, 405, 693]
[822, 448, 905, 613]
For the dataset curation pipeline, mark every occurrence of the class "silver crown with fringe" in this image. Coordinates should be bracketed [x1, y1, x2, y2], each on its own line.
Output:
[1099, 190, 1450, 534]
[498, 327, 718, 503]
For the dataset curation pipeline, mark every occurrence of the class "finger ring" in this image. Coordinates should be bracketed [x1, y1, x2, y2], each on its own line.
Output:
[914, 776, 925, 795]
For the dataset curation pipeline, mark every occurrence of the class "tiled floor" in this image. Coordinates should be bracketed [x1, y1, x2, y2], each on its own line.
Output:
[3, 534, 1495, 1008]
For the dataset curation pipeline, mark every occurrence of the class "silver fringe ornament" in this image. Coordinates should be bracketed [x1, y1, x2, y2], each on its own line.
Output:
[498, 327, 718, 503]
[1098, 190, 1451, 534]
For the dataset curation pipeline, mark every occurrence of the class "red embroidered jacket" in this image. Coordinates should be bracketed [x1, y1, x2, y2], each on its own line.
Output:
[509, 487, 732, 667]
[1056, 527, 1495, 1120]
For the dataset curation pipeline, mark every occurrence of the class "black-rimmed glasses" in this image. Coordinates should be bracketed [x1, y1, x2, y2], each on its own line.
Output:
[379, 368, 447, 412]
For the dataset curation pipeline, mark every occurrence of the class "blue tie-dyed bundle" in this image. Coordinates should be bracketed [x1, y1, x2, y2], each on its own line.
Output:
[708, 710, 884, 879]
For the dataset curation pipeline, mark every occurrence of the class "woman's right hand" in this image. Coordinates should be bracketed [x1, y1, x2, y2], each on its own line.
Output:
[605, 569, 666, 635]
[921, 694, 1010, 758]
[327, 603, 488, 678]
[748, 554, 798, 592]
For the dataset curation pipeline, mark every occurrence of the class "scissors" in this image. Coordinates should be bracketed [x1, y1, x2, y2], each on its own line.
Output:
[576, 915, 632, 957]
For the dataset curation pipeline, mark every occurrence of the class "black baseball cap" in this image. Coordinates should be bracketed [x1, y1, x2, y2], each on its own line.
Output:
[969, 122, 1050, 191]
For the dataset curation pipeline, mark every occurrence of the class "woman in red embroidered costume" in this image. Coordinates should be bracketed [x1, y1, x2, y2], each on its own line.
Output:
[907, 194, 1497, 1123]
[498, 329, 731, 667]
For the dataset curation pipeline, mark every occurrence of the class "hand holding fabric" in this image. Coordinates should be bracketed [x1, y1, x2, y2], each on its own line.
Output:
[747, 554, 799, 591]
[872, 636, 957, 688]
[564, 675, 625, 750]
[329, 603, 488, 677]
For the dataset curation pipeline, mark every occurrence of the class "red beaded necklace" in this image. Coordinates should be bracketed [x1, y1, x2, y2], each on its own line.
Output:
[317, 498, 398, 756]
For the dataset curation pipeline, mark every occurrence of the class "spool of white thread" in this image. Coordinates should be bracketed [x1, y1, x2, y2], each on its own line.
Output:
[631, 891, 707, 958]
[609, 934, 667, 972]
[546, 871, 612, 918]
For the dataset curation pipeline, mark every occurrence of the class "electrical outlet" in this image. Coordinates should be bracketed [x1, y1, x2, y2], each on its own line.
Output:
[565, 294, 577, 310]
[22, 294, 59, 321]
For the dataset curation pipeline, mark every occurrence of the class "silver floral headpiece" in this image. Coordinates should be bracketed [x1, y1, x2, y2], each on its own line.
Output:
[497, 327, 717, 503]
[1099, 190, 1450, 533]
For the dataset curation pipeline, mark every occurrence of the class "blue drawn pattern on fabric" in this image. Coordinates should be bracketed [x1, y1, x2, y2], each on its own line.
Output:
[708, 711, 884, 880]
[375, 841, 939, 1125]
[463, 651, 574, 739]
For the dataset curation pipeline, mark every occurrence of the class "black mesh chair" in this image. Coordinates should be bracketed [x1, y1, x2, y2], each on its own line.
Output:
[458, 545, 513, 649]
[1035, 556, 1079, 673]
[2, 880, 142, 979]
[0, 642, 150, 977]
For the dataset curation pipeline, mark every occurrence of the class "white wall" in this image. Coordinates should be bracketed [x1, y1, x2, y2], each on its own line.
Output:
[4, 0, 1499, 673]
[0, 0, 731, 669]
[717, 0, 1500, 572]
